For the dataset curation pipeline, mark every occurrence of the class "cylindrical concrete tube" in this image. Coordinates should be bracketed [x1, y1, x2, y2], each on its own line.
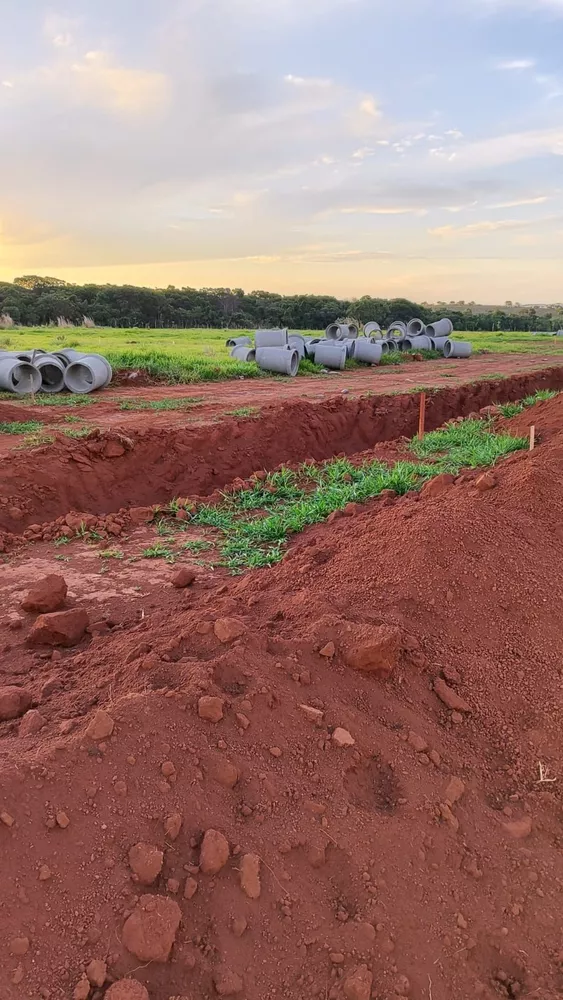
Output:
[35, 354, 66, 393]
[314, 343, 347, 370]
[255, 329, 289, 348]
[426, 318, 453, 337]
[353, 340, 382, 365]
[443, 339, 472, 359]
[387, 321, 407, 339]
[0, 358, 42, 394]
[347, 323, 359, 338]
[226, 335, 252, 348]
[230, 345, 256, 362]
[341, 339, 357, 359]
[407, 318, 426, 336]
[364, 321, 381, 337]
[64, 355, 111, 393]
[378, 340, 390, 354]
[326, 323, 358, 340]
[288, 335, 306, 358]
[255, 346, 299, 376]
[385, 339, 399, 353]
[305, 338, 325, 359]
[429, 336, 449, 352]
[403, 335, 432, 351]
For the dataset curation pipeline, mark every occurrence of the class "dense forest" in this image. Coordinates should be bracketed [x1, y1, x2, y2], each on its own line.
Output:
[0, 275, 562, 332]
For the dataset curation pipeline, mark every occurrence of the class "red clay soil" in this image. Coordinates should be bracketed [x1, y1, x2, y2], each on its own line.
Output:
[1, 397, 563, 999]
[2, 365, 563, 536]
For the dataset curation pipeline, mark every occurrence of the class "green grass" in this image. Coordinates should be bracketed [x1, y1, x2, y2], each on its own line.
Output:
[180, 539, 213, 553]
[497, 388, 558, 418]
[99, 548, 124, 559]
[0, 420, 43, 434]
[187, 417, 528, 573]
[226, 406, 260, 418]
[142, 543, 175, 562]
[117, 395, 204, 411]
[63, 425, 92, 438]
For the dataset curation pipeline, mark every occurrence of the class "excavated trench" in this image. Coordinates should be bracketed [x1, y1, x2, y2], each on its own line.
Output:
[1, 367, 562, 533]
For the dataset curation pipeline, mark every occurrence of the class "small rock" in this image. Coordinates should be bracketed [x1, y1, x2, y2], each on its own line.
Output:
[198, 696, 224, 723]
[332, 727, 355, 747]
[439, 802, 460, 832]
[200, 829, 230, 874]
[408, 731, 428, 753]
[9, 936, 30, 955]
[445, 777, 465, 805]
[171, 568, 196, 589]
[56, 810, 70, 829]
[86, 709, 115, 741]
[129, 843, 164, 885]
[503, 816, 533, 839]
[345, 624, 401, 676]
[0, 810, 14, 827]
[27, 608, 89, 647]
[269, 746, 282, 758]
[19, 709, 46, 738]
[86, 960, 107, 987]
[235, 712, 250, 730]
[11, 965, 24, 985]
[319, 641, 335, 658]
[299, 704, 324, 723]
[73, 977, 91, 1000]
[103, 440, 125, 458]
[164, 813, 183, 841]
[213, 969, 244, 996]
[167, 878, 180, 894]
[232, 916, 247, 937]
[343, 964, 373, 1000]
[213, 618, 246, 643]
[38, 864, 52, 881]
[122, 895, 182, 962]
[0, 686, 32, 722]
[21, 574, 68, 614]
[210, 758, 239, 789]
[240, 853, 261, 899]
[475, 472, 497, 492]
[184, 877, 198, 899]
[105, 980, 150, 1000]
[421, 473, 456, 499]
[433, 677, 471, 713]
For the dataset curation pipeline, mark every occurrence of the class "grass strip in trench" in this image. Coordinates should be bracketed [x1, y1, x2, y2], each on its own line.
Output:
[496, 388, 557, 419]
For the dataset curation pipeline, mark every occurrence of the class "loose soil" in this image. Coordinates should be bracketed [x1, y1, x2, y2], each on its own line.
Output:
[1, 373, 563, 1000]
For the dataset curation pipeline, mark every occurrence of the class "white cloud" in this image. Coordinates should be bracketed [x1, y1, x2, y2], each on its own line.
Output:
[495, 58, 536, 70]
[29, 50, 172, 114]
[489, 195, 549, 208]
[429, 215, 559, 238]
[449, 126, 563, 168]
[2, 81, 14, 88]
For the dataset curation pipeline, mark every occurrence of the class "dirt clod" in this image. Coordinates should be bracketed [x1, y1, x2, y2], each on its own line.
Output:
[0, 686, 32, 721]
[200, 828, 230, 874]
[171, 567, 196, 589]
[27, 608, 89, 647]
[122, 894, 181, 962]
[214, 618, 246, 643]
[343, 964, 373, 1000]
[86, 709, 115, 741]
[128, 842, 164, 885]
[198, 696, 224, 723]
[240, 853, 261, 898]
[86, 959, 107, 987]
[105, 980, 150, 1000]
[213, 969, 244, 995]
[344, 624, 401, 675]
[433, 677, 471, 713]
[164, 812, 183, 841]
[18, 709, 46, 737]
[21, 574, 68, 613]
[503, 816, 533, 839]
[332, 727, 355, 747]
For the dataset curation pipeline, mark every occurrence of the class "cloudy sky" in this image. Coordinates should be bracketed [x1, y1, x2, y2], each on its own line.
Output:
[1, 0, 563, 302]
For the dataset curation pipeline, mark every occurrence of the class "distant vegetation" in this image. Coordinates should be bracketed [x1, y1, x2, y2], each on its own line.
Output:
[1, 275, 562, 333]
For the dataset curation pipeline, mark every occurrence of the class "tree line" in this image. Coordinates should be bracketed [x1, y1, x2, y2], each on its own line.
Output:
[0, 275, 561, 332]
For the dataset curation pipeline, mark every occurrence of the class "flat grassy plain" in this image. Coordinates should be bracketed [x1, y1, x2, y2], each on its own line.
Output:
[1, 326, 562, 383]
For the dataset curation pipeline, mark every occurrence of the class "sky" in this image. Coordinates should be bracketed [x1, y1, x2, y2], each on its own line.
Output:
[1, 0, 563, 303]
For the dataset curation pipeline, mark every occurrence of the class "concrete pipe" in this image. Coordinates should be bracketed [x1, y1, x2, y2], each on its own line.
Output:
[35, 354, 66, 393]
[443, 339, 472, 359]
[426, 318, 453, 338]
[230, 345, 256, 363]
[429, 336, 449, 352]
[403, 335, 432, 351]
[255, 346, 299, 376]
[384, 339, 399, 353]
[305, 338, 325, 360]
[364, 322, 381, 338]
[340, 339, 357, 359]
[255, 329, 289, 348]
[314, 343, 347, 370]
[0, 358, 42, 394]
[353, 340, 382, 365]
[226, 335, 252, 348]
[378, 340, 390, 355]
[326, 323, 357, 341]
[288, 335, 306, 358]
[387, 321, 407, 340]
[407, 318, 426, 336]
[64, 355, 111, 393]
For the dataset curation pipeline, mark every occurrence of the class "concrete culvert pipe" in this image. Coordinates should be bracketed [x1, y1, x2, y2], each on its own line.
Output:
[314, 343, 347, 370]
[443, 339, 472, 359]
[430, 336, 449, 352]
[0, 358, 42, 394]
[341, 339, 357, 359]
[407, 318, 426, 336]
[403, 335, 432, 351]
[255, 346, 299, 376]
[64, 355, 111, 393]
[230, 345, 256, 363]
[387, 321, 407, 339]
[288, 335, 306, 358]
[326, 323, 357, 341]
[226, 335, 252, 348]
[379, 340, 390, 355]
[305, 338, 324, 360]
[35, 354, 66, 393]
[353, 340, 382, 365]
[384, 339, 399, 353]
[426, 318, 453, 338]
[255, 329, 289, 348]
[364, 321, 381, 338]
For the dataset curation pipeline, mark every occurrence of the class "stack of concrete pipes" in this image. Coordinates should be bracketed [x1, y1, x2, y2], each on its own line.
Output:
[0, 348, 112, 395]
[227, 317, 472, 375]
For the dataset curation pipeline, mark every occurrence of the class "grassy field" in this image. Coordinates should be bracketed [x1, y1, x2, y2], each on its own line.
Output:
[0, 326, 562, 384]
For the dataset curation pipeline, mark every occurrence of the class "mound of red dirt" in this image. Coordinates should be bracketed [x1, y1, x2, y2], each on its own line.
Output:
[2, 403, 563, 1000]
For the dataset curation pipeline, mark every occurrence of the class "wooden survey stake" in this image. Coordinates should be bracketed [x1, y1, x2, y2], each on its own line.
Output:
[529, 425, 535, 451]
[418, 392, 426, 439]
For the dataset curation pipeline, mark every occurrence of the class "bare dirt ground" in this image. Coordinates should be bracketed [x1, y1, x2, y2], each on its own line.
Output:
[1, 364, 563, 1000]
